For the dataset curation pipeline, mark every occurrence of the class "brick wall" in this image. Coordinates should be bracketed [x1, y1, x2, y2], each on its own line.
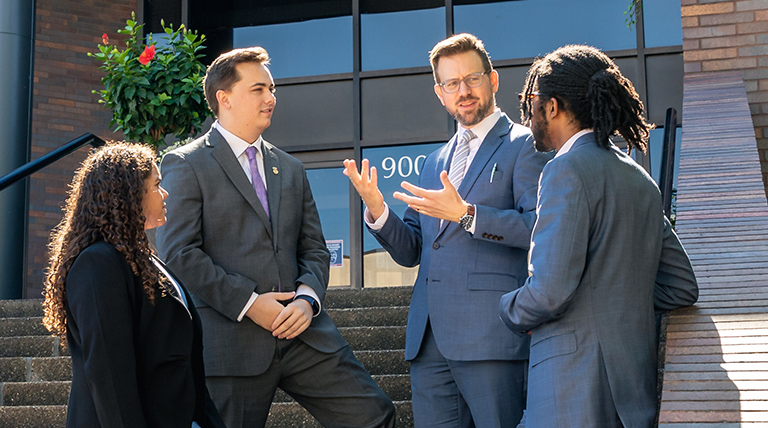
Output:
[27, 0, 138, 298]
[681, 0, 768, 189]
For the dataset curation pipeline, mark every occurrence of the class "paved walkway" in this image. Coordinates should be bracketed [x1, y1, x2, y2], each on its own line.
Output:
[659, 71, 768, 426]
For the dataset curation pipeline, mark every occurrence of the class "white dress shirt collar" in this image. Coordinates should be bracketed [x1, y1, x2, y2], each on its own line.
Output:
[555, 129, 593, 158]
[457, 107, 501, 149]
[214, 120, 264, 159]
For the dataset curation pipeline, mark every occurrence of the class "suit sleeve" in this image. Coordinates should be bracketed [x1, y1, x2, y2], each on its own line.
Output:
[499, 158, 589, 333]
[474, 132, 551, 249]
[66, 247, 149, 428]
[157, 152, 256, 321]
[294, 168, 331, 301]
[654, 217, 699, 311]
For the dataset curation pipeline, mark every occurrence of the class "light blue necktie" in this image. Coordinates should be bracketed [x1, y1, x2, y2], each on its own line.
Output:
[448, 129, 476, 189]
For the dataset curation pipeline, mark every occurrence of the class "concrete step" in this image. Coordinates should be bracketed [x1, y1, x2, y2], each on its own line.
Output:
[0, 300, 42, 319]
[0, 405, 66, 428]
[324, 287, 412, 309]
[0, 337, 67, 358]
[0, 357, 72, 382]
[327, 306, 408, 328]
[1, 381, 70, 406]
[0, 317, 47, 337]
[355, 349, 408, 376]
[339, 326, 406, 351]
[273, 373, 410, 403]
[266, 400, 413, 428]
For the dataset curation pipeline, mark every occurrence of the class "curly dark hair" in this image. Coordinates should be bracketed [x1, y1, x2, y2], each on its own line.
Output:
[42, 142, 167, 343]
[520, 44, 651, 153]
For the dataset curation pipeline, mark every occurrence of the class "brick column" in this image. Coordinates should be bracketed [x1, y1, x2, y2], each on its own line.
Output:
[27, 1, 138, 298]
[681, 0, 768, 192]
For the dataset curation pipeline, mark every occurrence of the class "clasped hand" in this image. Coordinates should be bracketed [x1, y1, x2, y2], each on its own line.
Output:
[245, 291, 313, 340]
[343, 158, 468, 222]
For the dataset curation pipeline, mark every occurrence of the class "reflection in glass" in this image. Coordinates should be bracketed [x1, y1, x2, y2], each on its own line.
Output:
[306, 168, 350, 287]
[643, 0, 684, 48]
[361, 7, 445, 71]
[362, 143, 444, 287]
[233, 17, 352, 79]
[454, 0, 636, 61]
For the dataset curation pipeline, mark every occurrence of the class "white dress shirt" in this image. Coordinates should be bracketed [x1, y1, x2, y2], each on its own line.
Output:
[213, 121, 321, 321]
[365, 108, 503, 233]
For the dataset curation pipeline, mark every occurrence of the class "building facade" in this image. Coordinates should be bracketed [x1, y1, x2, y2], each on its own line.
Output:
[26, 0, 688, 295]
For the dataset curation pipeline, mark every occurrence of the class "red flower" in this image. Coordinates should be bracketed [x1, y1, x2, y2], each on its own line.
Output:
[139, 45, 156, 65]
[102, 33, 109, 45]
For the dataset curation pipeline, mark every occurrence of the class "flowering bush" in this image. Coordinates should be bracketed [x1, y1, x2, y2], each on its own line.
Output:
[89, 12, 209, 149]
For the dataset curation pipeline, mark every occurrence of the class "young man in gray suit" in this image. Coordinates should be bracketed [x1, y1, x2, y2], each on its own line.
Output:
[499, 45, 698, 428]
[344, 34, 552, 427]
[157, 47, 395, 428]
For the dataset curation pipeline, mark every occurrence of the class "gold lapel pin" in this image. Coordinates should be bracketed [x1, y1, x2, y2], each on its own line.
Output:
[272, 167, 279, 175]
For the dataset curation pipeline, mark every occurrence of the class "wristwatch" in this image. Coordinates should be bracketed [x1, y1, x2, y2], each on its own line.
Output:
[294, 294, 320, 316]
[458, 204, 475, 231]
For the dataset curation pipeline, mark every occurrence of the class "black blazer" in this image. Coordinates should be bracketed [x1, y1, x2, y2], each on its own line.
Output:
[64, 241, 225, 428]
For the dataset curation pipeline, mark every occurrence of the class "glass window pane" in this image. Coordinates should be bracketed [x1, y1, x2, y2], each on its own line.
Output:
[454, 0, 637, 61]
[643, 0, 683, 48]
[306, 167, 350, 287]
[362, 143, 444, 287]
[361, 7, 445, 71]
[233, 17, 352, 79]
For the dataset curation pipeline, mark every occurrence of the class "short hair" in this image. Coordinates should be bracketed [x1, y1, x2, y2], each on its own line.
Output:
[429, 33, 492, 83]
[520, 44, 651, 153]
[204, 47, 271, 116]
[42, 142, 165, 344]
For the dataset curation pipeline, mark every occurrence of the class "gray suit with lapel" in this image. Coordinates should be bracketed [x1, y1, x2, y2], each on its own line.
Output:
[499, 134, 698, 428]
[370, 113, 552, 424]
[157, 126, 347, 376]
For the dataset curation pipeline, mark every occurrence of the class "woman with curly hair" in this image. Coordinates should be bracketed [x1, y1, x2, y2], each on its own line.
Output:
[42, 142, 225, 428]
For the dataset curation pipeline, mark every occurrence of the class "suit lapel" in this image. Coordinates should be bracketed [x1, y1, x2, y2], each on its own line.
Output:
[433, 141, 456, 237]
[263, 141, 281, 245]
[208, 129, 273, 239]
[457, 115, 508, 198]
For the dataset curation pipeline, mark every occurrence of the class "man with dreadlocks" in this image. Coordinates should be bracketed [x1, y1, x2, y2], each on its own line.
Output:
[499, 45, 698, 428]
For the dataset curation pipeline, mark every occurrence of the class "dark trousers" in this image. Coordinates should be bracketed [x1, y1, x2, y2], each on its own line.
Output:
[410, 324, 526, 428]
[207, 338, 395, 428]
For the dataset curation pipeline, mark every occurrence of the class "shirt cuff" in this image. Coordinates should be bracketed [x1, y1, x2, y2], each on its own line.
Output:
[237, 292, 259, 322]
[364, 202, 390, 231]
[296, 284, 321, 317]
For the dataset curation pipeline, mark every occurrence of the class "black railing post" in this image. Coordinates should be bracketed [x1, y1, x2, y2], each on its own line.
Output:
[660, 108, 678, 219]
[0, 0, 36, 299]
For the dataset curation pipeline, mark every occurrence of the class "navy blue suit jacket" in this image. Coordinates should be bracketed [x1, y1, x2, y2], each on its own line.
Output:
[370, 113, 552, 361]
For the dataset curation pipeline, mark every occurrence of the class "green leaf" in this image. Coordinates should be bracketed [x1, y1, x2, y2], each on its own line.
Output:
[124, 86, 136, 99]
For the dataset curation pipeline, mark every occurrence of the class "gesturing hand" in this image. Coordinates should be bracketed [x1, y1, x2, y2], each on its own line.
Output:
[342, 159, 386, 221]
[393, 170, 469, 222]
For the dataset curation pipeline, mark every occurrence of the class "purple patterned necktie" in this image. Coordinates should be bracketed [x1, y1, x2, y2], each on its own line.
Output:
[245, 146, 270, 219]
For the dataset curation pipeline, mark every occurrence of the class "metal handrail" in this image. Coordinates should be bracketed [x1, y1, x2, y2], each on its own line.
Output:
[659, 108, 678, 219]
[0, 133, 106, 192]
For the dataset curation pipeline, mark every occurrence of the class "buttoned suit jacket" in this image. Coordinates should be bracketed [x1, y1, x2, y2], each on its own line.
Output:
[370, 113, 552, 361]
[499, 134, 698, 428]
[157, 126, 347, 376]
[65, 242, 225, 428]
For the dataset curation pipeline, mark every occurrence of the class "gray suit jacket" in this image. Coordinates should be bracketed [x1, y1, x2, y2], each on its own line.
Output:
[370, 113, 552, 361]
[157, 126, 347, 376]
[499, 134, 698, 428]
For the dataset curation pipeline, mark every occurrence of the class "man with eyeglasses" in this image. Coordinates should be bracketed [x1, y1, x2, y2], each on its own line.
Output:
[343, 33, 552, 427]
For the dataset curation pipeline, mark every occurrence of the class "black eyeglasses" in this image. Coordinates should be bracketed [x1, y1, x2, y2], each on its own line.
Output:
[518, 92, 540, 101]
[437, 70, 491, 94]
